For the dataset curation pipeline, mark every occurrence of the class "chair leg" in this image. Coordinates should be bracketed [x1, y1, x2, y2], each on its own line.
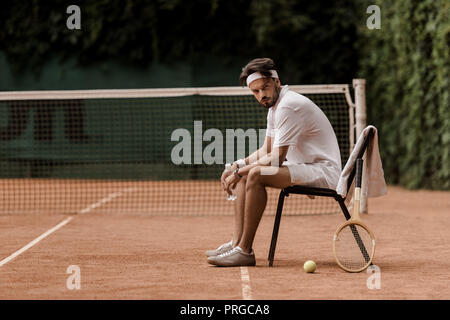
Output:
[336, 197, 351, 220]
[268, 190, 286, 267]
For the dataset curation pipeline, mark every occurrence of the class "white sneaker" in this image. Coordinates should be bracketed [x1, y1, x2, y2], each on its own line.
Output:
[207, 246, 256, 267]
[205, 241, 233, 257]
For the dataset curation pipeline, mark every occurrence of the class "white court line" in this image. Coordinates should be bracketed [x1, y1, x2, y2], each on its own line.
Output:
[0, 216, 74, 268]
[240, 267, 253, 300]
[78, 188, 137, 214]
[0, 189, 135, 268]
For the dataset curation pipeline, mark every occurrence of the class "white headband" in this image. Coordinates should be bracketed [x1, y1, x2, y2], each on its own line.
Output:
[246, 70, 279, 86]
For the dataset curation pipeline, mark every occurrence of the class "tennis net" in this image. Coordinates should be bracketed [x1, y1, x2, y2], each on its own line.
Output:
[0, 82, 364, 216]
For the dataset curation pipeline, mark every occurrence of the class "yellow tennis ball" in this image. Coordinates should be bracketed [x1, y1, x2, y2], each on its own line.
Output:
[304, 260, 316, 273]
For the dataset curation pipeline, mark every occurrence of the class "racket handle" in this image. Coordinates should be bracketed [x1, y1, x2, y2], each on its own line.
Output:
[355, 158, 363, 188]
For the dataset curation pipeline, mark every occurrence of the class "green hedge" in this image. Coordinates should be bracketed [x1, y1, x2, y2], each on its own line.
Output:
[358, 0, 450, 189]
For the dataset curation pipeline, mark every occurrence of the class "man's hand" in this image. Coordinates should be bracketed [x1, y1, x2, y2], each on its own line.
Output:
[220, 164, 237, 190]
[223, 173, 240, 196]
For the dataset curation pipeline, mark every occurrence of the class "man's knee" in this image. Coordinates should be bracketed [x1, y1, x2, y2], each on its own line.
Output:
[246, 167, 263, 190]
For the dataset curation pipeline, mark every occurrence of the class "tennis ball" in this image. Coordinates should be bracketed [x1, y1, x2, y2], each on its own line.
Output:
[304, 260, 316, 273]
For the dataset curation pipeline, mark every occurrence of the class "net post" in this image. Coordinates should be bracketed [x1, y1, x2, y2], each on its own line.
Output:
[353, 79, 368, 214]
[353, 79, 367, 138]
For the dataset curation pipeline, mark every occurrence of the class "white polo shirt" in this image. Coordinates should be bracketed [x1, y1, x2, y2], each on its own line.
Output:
[266, 85, 342, 188]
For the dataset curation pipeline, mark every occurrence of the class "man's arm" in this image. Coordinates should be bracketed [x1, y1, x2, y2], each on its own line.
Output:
[230, 135, 272, 171]
[221, 136, 271, 188]
[222, 144, 289, 194]
[236, 145, 288, 177]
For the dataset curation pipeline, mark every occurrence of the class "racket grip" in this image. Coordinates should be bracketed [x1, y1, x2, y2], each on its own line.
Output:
[355, 158, 363, 188]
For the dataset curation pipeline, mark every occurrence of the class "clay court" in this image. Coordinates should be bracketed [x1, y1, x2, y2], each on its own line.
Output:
[0, 185, 449, 300]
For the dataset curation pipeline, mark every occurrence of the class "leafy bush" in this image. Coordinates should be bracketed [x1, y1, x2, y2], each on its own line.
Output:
[0, 0, 361, 84]
[358, 0, 449, 189]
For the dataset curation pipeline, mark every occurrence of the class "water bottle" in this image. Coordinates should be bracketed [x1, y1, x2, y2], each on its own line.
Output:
[225, 163, 237, 201]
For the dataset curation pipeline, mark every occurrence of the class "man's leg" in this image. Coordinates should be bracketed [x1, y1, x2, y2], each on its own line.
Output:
[205, 176, 247, 257]
[232, 176, 247, 247]
[238, 166, 292, 253]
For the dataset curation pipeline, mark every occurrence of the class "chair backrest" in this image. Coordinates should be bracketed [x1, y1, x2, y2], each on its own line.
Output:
[344, 127, 375, 195]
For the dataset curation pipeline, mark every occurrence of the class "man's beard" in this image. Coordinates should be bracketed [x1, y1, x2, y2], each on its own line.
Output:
[260, 86, 280, 109]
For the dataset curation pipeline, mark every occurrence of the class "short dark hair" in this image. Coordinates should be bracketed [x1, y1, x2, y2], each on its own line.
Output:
[239, 58, 278, 86]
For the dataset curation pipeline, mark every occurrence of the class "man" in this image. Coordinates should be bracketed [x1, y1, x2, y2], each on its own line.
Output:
[206, 58, 342, 267]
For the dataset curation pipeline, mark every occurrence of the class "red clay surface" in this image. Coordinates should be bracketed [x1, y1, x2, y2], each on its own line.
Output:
[0, 185, 449, 299]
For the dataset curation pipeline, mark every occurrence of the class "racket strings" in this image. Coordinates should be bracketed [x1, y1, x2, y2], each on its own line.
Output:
[334, 224, 374, 271]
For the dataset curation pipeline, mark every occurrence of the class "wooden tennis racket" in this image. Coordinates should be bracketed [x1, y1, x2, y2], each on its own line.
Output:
[333, 158, 376, 273]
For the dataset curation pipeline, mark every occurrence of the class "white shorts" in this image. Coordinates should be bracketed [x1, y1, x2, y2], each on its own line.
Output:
[283, 161, 340, 189]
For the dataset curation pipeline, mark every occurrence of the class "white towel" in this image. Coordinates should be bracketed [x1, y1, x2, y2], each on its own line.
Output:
[336, 125, 387, 206]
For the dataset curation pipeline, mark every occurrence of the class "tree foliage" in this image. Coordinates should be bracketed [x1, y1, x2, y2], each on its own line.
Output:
[0, 0, 363, 84]
[358, 0, 449, 189]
